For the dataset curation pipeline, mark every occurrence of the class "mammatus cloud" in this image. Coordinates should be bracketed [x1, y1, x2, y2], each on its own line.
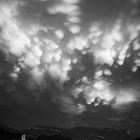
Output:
[0, 0, 140, 115]
[0, 0, 30, 57]
[47, 0, 81, 34]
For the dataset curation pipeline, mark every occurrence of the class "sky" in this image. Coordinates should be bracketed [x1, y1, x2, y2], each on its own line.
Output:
[0, 0, 140, 132]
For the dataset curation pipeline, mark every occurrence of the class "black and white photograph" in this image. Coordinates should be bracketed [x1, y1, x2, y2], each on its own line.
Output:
[0, 0, 140, 139]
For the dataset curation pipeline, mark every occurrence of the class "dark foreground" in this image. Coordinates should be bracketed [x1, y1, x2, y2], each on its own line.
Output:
[0, 125, 140, 140]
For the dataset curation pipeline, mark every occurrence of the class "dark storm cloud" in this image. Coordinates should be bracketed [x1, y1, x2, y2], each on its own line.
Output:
[0, 0, 140, 131]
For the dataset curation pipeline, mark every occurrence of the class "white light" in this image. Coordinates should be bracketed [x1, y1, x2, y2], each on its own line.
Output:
[68, 25, 81, 34]
[54, 30, 64, 39]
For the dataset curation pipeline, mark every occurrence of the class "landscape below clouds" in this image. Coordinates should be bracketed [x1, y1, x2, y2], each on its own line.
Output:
[0, 0, 140, 139]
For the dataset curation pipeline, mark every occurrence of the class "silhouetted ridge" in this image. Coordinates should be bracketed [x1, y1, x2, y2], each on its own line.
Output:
[0, 125, 139, 140]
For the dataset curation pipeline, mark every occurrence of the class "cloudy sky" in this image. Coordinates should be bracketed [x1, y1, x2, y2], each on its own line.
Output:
[0, 0, 140, 132]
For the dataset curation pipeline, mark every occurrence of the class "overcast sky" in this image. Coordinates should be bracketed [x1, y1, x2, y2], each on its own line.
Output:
[0, 0, 140, 132]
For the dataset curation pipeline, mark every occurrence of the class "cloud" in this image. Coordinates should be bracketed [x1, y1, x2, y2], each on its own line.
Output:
[54, 29, 64, 39]
[55, 95, 86, 114]
[67, 36, 88, 53]
[67, 16, 81, 23]
[80, 79, 114, 106]
[1, 0, 140, 116]
[46, 0, 81, 33]
[0, 1, 31, 57]
[68, 25, 81, 34]
[47, 0, 81, 17]
[61, 0, 81, 4]
[94, 48, 116, 65]
[112, 89, 139, 111]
